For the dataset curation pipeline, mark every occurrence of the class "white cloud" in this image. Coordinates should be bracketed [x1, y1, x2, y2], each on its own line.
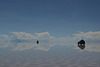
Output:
[10, 32, 56, 51]
[11, 32, 37, 40]
[0, 31, 100, 52]
[34, 32, 54, 40]
[73, 31, 100, 40]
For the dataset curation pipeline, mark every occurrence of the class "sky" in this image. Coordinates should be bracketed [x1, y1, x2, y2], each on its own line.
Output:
[0, 0, 100, 67]
[0, 0, 100, 37]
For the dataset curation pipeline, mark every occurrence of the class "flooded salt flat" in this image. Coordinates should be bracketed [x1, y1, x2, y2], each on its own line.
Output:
[0, 45, 100, 67]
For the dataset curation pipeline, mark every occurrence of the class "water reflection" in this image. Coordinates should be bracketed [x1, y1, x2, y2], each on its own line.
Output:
[0, 45, 100, 67]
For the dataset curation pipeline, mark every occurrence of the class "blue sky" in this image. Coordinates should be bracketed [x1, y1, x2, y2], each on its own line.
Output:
[0, 0, 100, 37]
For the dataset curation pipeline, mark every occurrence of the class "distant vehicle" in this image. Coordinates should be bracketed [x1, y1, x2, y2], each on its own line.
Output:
[18, 40, 20, 42]
[77, 39, 85, 50]
[36, 40, 39, 44]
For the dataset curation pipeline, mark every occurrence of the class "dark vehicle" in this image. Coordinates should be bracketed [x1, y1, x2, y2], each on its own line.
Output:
[18, 40, 20, 42]
[78, 40, 85, 50]
[36, 40, 39, 44]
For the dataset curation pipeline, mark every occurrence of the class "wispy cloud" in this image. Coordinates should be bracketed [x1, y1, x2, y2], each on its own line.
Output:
[11, 32, 37, 40]
[73, 31, 100, 40]
[0, 31, 100, 52]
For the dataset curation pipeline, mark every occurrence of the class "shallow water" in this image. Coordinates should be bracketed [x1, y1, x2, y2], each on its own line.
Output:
[0, 45, 100, 67]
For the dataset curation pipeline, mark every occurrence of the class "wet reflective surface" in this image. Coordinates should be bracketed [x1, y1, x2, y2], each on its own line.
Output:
[0, 45, 100, 67]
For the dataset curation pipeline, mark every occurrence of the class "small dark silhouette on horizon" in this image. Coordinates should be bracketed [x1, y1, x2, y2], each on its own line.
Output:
[36, 40, 39, 44]
[78, 39, 85, 50]
[18, 40, 20, 42]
